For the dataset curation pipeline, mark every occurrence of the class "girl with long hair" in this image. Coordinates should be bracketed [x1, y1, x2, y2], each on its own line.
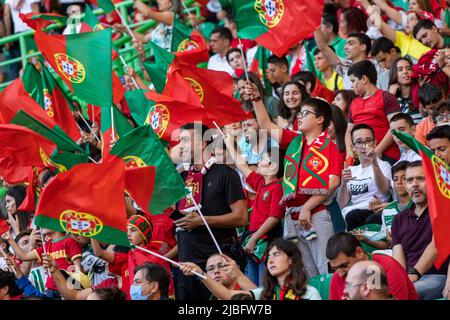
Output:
[274, 81, 310, 130]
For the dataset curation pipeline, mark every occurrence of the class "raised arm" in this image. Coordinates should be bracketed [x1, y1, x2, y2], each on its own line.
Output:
[314, 29, 340, 67]
[134, 0, 174, 25]
[373, 0, 403, 25]
[91, 239, 115, 263]
[368, 5, 397, 43]
[223, 134, 252, 178]
[1, 231, 39, 262]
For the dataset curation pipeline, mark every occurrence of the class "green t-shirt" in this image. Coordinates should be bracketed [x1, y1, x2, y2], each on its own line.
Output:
[330, 36, 346, 59]
[381, 199, 413, 235]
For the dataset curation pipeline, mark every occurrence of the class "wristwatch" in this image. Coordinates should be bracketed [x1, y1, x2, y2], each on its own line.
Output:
[251, 96, 261, 102]
[407, 267, 422, 279]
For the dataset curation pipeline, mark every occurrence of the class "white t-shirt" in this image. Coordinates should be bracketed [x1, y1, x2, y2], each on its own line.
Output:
[5, 0, 40, 33]
[250, 285, 322, 300]
[341, 159, 392, 216]
[207, 53, 234, 76]
[336, 57, 389, 91]
[396, 148, 422, 164]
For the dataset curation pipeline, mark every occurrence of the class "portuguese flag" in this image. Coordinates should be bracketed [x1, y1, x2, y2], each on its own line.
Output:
[19, 12, 67, 30]
[143, 41, 175, 93]
[392, 130, 450, 269]
[0, 158, 33, 185]
[249, 45, 272, 95]
[35, 159, 130, 247]
[22, 63, 45, 107]
[230, 0, 324, 56]
[171, 18, 209, 65]
[108, 125, 188, 214]
[89, 0, 116, 13]
[34, 29, 123, 107]
[100, 105, 134, 156]
[124, 166, 156, 217]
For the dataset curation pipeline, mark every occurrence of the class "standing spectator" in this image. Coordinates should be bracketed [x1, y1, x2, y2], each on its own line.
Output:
[173, 123, 247, 300]
[326, 232, 418, 300]
[391, 161, 449, 299]
[339, 7, 368, 38]
[321, 14, 346, 58]
[426, 125, 450, 165]
[345, 60, 401, 163]
[0, 269, 21, 300]
[5, 185, 33, 238]
[332, 89, 356, 116]
[389, 113, 422, 163]
[338, 124, 392, 230]
[207, 26, 234, 76]
[415, 83, 444, 145]
[226, 48, 246, 78]
[273, 81, 310, 130]
[314, 48, 344, 92]
[413, 19, 450, 49]
[266, 55, 291, 99]
[370, 37, 401, 71]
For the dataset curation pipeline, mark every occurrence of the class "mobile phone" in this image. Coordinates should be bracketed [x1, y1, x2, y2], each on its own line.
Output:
[169, 210, 185, 221]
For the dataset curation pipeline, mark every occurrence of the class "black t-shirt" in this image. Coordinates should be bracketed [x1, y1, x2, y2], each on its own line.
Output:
[177, 164, 246, 263]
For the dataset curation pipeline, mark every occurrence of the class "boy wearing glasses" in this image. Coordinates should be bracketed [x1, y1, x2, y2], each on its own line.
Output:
[338, 124, 392, 231]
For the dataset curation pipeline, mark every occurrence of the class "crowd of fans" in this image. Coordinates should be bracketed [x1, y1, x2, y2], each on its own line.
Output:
[0, 0, 450, 301]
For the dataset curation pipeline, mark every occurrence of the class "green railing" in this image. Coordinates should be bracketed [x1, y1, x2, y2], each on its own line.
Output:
[0, 0, 199, 91]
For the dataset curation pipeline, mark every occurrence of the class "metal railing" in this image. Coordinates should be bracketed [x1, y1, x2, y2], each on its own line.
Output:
[0, 0, 199, 91]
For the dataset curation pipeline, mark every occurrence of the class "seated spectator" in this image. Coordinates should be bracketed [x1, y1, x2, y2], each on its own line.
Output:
[344, 260, 393, 300]
[413, 19, 450, 49]
[207, 26, 234, 76]
[226, 48, 246, 78]
[130, 263, 170, 300]
[0, 269, 22, 300]
[332, 89, 356, 117]
[389, 113, 422, 163]
[415, 84, 444, 145]
[86, 287, 126, 300]
[179, 239, 322, 300]
[273, 81, 309, 130]
[314, 47, 344, 92]
[5, 185, 33, 238]
[321, 14, 346, 58]
[388, 57, 423, 124]
[326, 232, 418, 300]
[292, 70, 335, 103]
[345, 60, 401, 163]
[266, 55, 291, 99]
[370, 37, 401, 70]
[391, 161, 449, 299]
[338, 124, 392, 230]
[426, 125, 450, 166]
[431, 101, 450, 127]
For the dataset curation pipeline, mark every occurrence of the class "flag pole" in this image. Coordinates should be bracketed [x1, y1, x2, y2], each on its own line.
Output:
[39, 229, 51, 278]
[237, 38, 249, 81]
[110, 106, 116, 144]
[187, 191, 223, 256]
[76, 111, 101, 143]
[0, 247, 17, 276]
[133, 245, 207, 279]
[118, 55, 140, 89]
[212, 121, 226, 137]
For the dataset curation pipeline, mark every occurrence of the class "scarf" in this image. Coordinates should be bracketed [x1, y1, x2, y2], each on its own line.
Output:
[281, 131, 332, 203]
[178, 157, 217, 212]
[274, 285, 302, 300]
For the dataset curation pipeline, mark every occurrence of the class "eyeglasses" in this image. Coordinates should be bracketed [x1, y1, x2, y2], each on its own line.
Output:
[205, 263, 227, 273]
[297, 110, 317, 119]
[435, 114, 450, 124]
[353, 138, 374, 148]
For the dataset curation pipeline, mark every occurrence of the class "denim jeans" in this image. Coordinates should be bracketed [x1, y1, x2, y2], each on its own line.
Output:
[245, 258, 266, 287]
[414, 274, 447, 300]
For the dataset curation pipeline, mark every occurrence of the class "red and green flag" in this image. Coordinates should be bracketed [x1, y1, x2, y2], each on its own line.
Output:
[249, 45, 273, 95]
[100, 105, 134, 156]
[35, 159, 130, 247]
[88, 0, 116, 13]
[171, 18, 209, 65]
[19, 12, 67, 30]
[143, 41, 175, 93]
[392, 130, 450, 269]
[34, 29, 124, 107]
[230, 0, 324, 56]
[108, 125, 188, 214]
[124, 166, 156, 217]
[0, 157, 33, 185]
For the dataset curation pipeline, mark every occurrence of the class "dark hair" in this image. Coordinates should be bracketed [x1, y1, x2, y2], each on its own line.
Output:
[226, 48, 243, 64]
[301, 98, 333, 131]
[330, 104, 348, 153]
[432, 101, 450, 122]
[347, 60, 377, 85]
[180, 123, 212, 145]
[14, 229, 32, 244]
[211, 26, 233, 43]
[92, 287, 127, 300]
[314, 45, 336, 56]
[322, 14, 339, 34]
[426, 124, 450, 141]
[347, 33, 372, 55]
[351, 123, 375, 142]
[277, 81, 309, 122]
[0, 270, 22, 297]
[292, 71, 317, 92]
[237, 72, 266, 99]
[388, 58, 414, 110]
[341, 8, 368, 34]
[405, 160, 423, 170]
[40, 169, 56, 187]
[418, 83, 443, 107]
[134, 263, 170, 296]
[326, 232, 362, 260]
[413, 19, 437, 39]
[267, 54, 289, 70]
[371, 37, 395, 56]
[334, 90, 356, 117]
[261, 239, 308, 300]
[392, 160, 409, 176]
[266, 146, 285, 179]
[389, 112, 415, 127]
[231, 293, 254, 300]
[6, 185, 32, 232]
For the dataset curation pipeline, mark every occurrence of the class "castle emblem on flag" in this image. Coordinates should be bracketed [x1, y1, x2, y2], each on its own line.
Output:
[54, 53, 86, 84]
[432, 155, 450, 199]
[145, 104, 170, 138]
[177, 39, 200, 52]
[43, 89, 55, 118]
[59, 210, 103, 237]
[255, 0, 285, 28]
[184, 77, 204, 102]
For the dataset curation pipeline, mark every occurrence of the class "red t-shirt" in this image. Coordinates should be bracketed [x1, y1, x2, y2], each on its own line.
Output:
[279, 129, 343, 219]
[348, 90, 401, 160]
[34, 236, 82, 291]
[329, 254, 419, 300]
[151, 209, 177, 252]
[245, 172, 285, 232]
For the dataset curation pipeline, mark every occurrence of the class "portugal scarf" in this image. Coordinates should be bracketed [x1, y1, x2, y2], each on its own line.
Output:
[281, 131, 332, 203]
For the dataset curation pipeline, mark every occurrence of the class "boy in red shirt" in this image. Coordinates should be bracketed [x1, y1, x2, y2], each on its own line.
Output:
[224, 131, 285, 286]
[248, 80, 343, 278]
[2, 228, 82, 299]
[345, 60, 401, 165]
[91, 215, 173, 300]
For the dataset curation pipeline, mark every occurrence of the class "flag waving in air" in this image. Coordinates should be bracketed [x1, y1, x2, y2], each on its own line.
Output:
[392, 130, 450, 269]
[35, 159, 131, 247]
[229, 0, 325, 56]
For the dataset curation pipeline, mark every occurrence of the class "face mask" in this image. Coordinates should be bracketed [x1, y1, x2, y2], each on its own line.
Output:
[130, 284, 148, 301]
